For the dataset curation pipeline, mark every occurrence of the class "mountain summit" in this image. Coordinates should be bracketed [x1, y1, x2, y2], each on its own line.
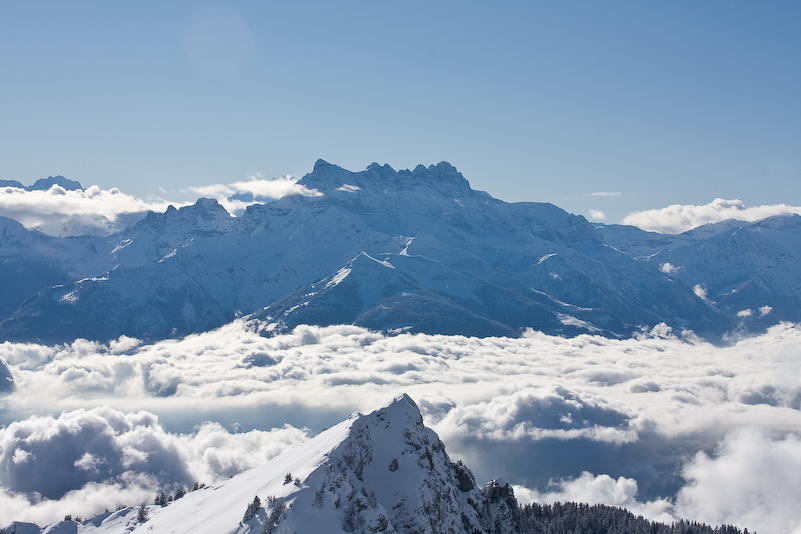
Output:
[134, 393, 519, 534]
[2, 394, 750, 534]
[3, 395, 521, 534]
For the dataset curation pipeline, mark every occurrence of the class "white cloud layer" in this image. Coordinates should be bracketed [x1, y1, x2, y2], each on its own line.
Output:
[676, 428, 801, 533]
[622, 198, 801, 234]
[1, 321, 800, 531]
[0, 185, 178, 237]
[0, 406, 308, 525]
[185, 175, 322, 215]
[513, 473, 675, 524]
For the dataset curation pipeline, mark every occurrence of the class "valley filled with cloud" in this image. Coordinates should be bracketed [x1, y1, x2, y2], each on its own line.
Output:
[1, 320, 800, 532]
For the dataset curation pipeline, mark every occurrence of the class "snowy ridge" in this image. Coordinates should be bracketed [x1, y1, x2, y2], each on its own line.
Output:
[2, 395, 520, 534]
[0, 394, 751, 534]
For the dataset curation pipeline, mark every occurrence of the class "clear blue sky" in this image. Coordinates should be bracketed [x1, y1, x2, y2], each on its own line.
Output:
[1, 1, 799, 223]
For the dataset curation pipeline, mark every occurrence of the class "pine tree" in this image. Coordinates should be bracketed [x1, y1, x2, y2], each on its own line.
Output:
[137, 503, 148, 523]
[262, 500, 286, 534]
[243, 495, 262, 523]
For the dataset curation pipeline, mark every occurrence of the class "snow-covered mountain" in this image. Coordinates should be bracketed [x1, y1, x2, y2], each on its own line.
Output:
[601, 214, 801, 331]
[1, 160, 798, 343]
[1, 395, 748, 534]
[0, 395, 518, 534]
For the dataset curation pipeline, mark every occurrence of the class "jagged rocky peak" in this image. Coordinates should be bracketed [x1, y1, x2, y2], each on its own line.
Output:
[300, 159, 474, 198]
[133, 197, 234, 234]
[10, 393, 520, 534]
[189, 197, 232, 217]
[0, 394, 755, 534]
[290, 393, 521, 532]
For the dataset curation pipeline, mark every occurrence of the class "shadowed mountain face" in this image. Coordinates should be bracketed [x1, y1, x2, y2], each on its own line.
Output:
[3, 160, 798, 343]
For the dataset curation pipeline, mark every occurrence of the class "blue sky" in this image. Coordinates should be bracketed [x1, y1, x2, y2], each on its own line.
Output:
[1, 1, 799, 223]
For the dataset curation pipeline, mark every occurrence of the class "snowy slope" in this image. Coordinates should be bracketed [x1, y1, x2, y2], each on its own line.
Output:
[0, 217, 103, 318]
[601, 214, 801, 330]
[2, 395, 521, 534]
[260, 251, 608, 338]
[648, 215, 801, 328]
[597, 219, 746, 259]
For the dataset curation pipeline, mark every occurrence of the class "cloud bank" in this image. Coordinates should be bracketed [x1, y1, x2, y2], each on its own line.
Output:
[676, 428, 801, 533]
[1, 322, 800, 531]
[0, 406, 308, 525]
[0, 175, 322, 238]
[0, 185, 177, 237]
[623, 198, 801, 234]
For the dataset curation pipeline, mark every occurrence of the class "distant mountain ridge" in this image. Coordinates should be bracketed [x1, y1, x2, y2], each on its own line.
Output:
[1, 395, 748, 534]
[0, 175, 84, 192]
[0, 160, 798, 343]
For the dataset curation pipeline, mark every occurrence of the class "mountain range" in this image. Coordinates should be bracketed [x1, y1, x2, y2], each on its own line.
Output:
[1, 395, 747, 534]
[1, 160, 799, 343]
[0, 175, 83, 193]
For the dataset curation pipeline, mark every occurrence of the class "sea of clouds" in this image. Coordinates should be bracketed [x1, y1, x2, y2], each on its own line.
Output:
[1, 321, 800, 532]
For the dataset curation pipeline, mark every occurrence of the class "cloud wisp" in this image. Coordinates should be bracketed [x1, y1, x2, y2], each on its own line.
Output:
[185, 174, 322, 215]
[623, 198, 801, 234]
[588, 209, 607, 221]
[586, 192, 622, 198]
[1, 321, 800, 531]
